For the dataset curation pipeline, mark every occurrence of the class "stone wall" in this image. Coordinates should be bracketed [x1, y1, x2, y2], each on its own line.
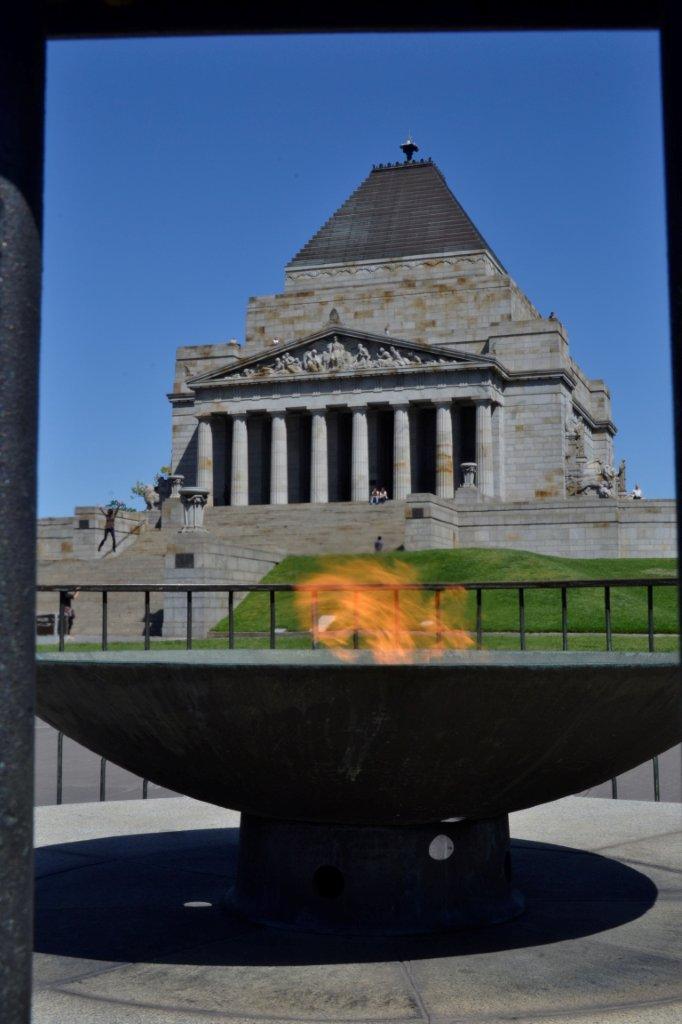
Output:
[403, 496, 677, 560]
[163, 534, 283, 638]
[244, 252, 543, 354]
[37, 508, 154, 561]
[502, 383, 567, 501]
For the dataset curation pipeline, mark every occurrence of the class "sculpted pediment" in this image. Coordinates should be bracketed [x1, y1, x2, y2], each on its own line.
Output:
[189, 329, 487, 386]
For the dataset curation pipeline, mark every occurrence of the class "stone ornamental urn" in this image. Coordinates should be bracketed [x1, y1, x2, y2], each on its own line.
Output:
[461, 462, 477, 487]
[168, 474, 184, 499]
[179, 486, 209, 532]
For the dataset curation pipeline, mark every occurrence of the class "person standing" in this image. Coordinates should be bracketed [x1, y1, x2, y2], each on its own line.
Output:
[62, 588, 79, 636]
[374, 536, 383, 553]
[98, 505, 119, 552]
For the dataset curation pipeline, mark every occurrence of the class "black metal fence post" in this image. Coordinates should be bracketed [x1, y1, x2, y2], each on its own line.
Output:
[56, 732, 63, 805]
[58, 592, 66, 652]
[269, 589, 276, 649]
[518, 588, 526, 651]
[101, 590, 108, 651]
[228, 590, 235, 649]
[186, 590, 193, 650]
[144, 590, 150, 651]
[476, 588, 482, 649]
[311, 590, 318, 649]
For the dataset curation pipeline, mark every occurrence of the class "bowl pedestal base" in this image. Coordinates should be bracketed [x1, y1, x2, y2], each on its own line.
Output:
[229, 812, 524, 935]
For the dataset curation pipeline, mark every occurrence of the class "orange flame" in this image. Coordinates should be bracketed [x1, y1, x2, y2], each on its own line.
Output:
[293, 558, 474, 663]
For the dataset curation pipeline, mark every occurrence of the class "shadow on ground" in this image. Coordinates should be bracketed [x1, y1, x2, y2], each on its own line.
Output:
[34, 827, 657, 967]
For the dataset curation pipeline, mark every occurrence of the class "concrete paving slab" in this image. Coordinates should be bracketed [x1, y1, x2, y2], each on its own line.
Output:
[33, 796, 682, 1024]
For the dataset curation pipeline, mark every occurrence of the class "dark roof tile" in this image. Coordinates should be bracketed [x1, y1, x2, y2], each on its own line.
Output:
[288, 160, 501, 267]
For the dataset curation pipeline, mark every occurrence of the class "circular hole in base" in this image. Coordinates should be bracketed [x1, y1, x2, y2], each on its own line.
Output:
[313, 865, 345, 899]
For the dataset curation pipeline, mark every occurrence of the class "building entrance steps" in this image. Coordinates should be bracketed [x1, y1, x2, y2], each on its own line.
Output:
[205, 499, 407, 555]
[37, 527, 171, 638]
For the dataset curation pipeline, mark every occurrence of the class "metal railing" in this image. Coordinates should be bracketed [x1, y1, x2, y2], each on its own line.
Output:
[37, 577, 678, 805]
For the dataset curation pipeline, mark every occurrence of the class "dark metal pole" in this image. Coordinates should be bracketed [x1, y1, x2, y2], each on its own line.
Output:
[269, 589, 276, 649]
[476, 588, 483, 649]
[101, 590, 108, 650]
[0, 6, 45, 1021]
[144, 590, 150, 650]
[228, 590, 235, 649]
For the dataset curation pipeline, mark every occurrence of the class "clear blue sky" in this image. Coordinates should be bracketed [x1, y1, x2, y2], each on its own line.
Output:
[39, 30, 672, 515]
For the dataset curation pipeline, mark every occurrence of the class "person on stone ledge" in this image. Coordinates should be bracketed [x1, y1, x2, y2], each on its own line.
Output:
[374, 536, 384, 552]
[632, 483, 643, 500]
[98, 505, 119, 552]
[378, 486, 388, 503]
[369, 487, 380, 505]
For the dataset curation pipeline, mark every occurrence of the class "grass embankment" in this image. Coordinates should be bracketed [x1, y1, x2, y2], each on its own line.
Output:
[210, 548, 678, 651]
[37, 549, 678, 654]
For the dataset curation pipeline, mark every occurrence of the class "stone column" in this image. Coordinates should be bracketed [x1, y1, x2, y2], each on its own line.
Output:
[435, 402, 455, 499]
[310, 410, 329, 504]
[270, 412, 288, 505]
[476, 400, 494, 497]
[393, 404, 412, 500]
[351, 407, 370, 503]
[196, 415, 214, 504]
[230, 414, 249, 506]
[452, 406, 461, 489]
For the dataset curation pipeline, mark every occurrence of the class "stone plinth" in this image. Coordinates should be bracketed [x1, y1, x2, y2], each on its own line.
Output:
[163, 536, 282, 638]
[404, 493, 458, 550]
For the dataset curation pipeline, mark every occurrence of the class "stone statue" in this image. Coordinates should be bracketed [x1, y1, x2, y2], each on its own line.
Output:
[141, 483, 159, 510]
[231, 338, 453, 378]
[617, 458, 627, 495]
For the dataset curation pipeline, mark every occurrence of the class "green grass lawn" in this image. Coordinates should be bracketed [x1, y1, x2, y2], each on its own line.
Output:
[37, 631, 679, 654]
[37, 549, 678, 654]
[212, 548, 679, 639]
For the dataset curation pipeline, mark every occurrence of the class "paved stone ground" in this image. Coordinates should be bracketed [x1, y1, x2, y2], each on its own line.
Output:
[33, 796, 682, 1023]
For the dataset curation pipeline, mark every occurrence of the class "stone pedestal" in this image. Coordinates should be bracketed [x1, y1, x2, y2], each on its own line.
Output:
[230, 812, 522, 935]
[179, 486, 209, 532]
[163, 535, 282, 639]
[404, 493, 458, 550]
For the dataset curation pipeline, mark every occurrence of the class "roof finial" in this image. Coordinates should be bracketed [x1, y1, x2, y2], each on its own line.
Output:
[400, 135, 419, 163]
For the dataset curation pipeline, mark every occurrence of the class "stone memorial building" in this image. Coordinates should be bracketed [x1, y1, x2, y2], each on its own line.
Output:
[171, 142, 618, 510]
[162, 140, 675, 557]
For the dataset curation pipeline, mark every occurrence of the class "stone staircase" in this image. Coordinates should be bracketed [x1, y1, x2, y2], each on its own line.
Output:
[37, 502, 408, 638]
[37, 528, 169, 639]
[205, 500, 407, 555]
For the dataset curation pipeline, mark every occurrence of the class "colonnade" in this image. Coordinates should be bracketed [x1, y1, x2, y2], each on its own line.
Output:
[195, 401, 495, 506]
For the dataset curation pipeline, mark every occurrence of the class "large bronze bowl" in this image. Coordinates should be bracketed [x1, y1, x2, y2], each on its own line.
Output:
[36, 650, 680, 824]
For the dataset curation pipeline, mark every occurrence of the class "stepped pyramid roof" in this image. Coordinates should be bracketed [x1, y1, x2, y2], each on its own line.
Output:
[288, 156, 502, 268]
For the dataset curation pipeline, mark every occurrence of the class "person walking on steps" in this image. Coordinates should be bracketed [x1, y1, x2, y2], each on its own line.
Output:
[98, 505, 119, 552]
